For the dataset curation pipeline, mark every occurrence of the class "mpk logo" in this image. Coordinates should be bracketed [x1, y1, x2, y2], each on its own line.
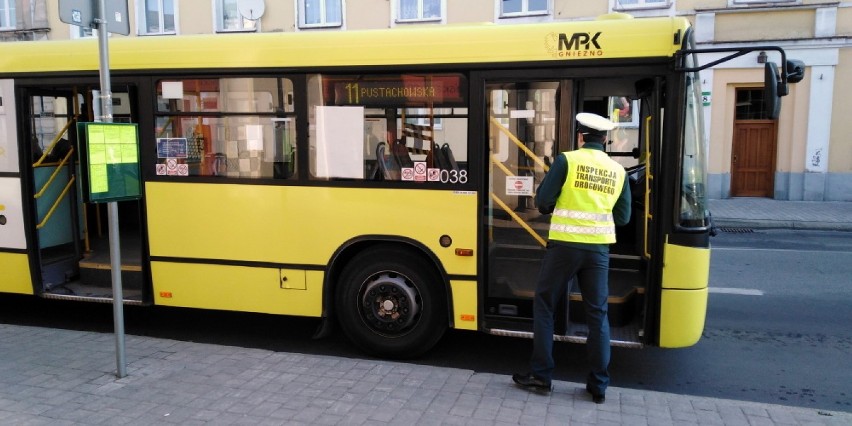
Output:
[545, 32, 604, 58]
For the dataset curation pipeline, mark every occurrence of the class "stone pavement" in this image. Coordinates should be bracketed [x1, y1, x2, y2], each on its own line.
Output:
[1, 324, 850, 425]
[708, 198, 852, 231]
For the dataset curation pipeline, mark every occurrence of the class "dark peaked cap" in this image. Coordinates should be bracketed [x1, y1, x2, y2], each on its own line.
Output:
[576, 112, 616, 138]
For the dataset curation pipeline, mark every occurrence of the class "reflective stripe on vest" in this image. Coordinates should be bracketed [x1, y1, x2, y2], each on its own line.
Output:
[548, 149, 625, 245]
[552, 208, 614, 223]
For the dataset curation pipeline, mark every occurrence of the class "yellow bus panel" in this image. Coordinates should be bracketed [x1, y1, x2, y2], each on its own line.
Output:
[0, 252, 33, 295]
[661, 241, 710, 290]
[151, 261, 322, 317]
[449, 280, 478, 331]
[145, 182, 478, 277]
[0, 17, 689, 74]
[659, 287, 708, 348]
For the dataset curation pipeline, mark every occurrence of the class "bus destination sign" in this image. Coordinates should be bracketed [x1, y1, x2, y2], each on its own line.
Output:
[327, 75, 465, 107]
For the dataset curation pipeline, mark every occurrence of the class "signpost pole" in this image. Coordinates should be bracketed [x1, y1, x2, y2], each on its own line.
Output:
[94, 0, 127, 379]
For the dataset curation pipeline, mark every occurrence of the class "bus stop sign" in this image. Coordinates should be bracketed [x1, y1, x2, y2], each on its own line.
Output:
[59, 0, 130, 36]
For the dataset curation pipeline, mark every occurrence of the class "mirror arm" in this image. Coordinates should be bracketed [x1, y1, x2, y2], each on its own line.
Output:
[676, 46, 789, 92]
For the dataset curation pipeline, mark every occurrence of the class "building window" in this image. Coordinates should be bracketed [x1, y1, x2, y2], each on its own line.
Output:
[397, 0, 441, 22]
[217, 0, 257, 32]
[140, 0, 177, 35]
[0, 0, 16, 29]
[299, 0, 342, 28]
[500, 0, 548, 16]
[614, 0, 670, 9]
[735, 88, 771, 120]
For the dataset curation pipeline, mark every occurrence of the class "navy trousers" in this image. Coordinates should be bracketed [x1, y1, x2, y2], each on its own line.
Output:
[529, 242, 611, 395]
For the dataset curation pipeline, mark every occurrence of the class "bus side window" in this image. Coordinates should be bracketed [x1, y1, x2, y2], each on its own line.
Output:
[307, 73, 468, 183]
[154, 77, 297, 179]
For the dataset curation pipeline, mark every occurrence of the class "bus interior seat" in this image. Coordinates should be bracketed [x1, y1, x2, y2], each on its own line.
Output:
[376, 142, 401, 180]
[392, 140, 414, 169]
[441, 143, 459, 171]
[433, 142, 449, 170]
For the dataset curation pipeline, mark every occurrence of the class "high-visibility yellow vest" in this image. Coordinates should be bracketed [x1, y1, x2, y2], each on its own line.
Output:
[549, 149, 626, 244]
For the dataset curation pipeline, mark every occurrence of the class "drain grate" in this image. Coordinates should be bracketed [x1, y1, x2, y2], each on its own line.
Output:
[718, 227, 754, 233]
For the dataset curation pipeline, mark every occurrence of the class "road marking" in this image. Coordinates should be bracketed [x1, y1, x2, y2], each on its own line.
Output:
[709, 287, 764, 296]
[713, 247, 852, 254]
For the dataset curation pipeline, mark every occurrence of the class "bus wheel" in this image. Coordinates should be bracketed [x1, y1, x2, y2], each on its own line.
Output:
[336, 247, 447, 359]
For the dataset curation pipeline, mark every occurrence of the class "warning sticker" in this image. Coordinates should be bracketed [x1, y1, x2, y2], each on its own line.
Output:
[506, 176, 534, 196]
[427, 168, 440, 182]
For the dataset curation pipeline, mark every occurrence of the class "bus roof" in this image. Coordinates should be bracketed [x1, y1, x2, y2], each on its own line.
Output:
[1, 15, 690, 74]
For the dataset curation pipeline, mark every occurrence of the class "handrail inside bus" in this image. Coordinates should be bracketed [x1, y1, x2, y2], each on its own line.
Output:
[490, 155, 547, 248]
[490, 192, 547, 248]
[489, 117, 549, 173]
[33, 147, 75, 199]
[32, 117, 76, 168]
[36, 176, 76, 230]
[644, 115, 653, 259]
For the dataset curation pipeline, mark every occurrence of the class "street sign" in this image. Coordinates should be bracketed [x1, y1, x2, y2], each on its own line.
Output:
[58, 0, 130, 35]
[58, 0, 93, 28]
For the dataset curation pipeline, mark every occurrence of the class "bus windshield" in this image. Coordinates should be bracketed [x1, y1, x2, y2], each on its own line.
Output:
[680, 55, 709, 229]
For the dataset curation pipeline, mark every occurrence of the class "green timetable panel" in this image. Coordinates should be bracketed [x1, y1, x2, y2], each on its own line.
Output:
[77, 122, 141, 203]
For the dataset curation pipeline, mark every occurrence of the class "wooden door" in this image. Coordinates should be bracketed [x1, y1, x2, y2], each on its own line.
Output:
[731, 120, 776, 197]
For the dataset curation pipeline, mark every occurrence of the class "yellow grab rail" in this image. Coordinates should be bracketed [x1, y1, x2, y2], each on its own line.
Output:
[36, 175, 76, 230]
[32, 118, 75, 167]
[490, 154, 547, 248]
[490, 193, 547, 248]
[644, 115, 653, 259]
[33, 147, 74, 199]
[489, 117, 549, 173]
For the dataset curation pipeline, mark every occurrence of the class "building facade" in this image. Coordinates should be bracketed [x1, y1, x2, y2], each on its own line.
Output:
[2, 0, 850, 200]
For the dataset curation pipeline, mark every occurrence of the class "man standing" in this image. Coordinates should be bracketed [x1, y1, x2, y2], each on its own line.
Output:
[512, 112, 631, 404]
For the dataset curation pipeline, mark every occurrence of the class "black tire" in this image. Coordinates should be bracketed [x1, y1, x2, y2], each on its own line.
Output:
[335, 246, 447, 359]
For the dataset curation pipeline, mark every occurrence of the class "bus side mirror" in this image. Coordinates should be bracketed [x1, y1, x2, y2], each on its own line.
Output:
[786, 59, 805, 84]
[764, 62, 782, 120]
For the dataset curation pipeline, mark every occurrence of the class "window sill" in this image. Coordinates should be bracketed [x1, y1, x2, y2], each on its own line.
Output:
[215, 28, 258, 34]
[499, 11, 549, 19]
[299, 23, 343, 30]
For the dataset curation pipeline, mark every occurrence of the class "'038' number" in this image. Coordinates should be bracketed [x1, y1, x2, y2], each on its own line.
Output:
[440, 169, 468, 184]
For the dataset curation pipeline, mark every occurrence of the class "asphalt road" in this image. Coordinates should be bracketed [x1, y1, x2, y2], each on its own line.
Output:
[1, 229, 850, 412]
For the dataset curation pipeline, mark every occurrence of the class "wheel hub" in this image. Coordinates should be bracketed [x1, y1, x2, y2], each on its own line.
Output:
[361, 272, 420, 333]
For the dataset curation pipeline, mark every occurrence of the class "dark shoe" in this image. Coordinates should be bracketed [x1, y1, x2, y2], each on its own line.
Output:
[586, 383, 605, 404]
[512, 372, 553, 392]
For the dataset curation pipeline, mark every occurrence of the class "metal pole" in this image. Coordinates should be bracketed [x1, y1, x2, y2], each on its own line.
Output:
[95, 0, 126, 379]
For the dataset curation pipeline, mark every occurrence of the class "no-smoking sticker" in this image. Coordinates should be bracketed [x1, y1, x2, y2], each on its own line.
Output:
[166, 158, 178, 176]
[413, 162, 427, 182]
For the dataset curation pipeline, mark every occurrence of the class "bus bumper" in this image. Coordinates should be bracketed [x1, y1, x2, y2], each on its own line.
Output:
[658, 242, 710, 348]
[659, 287, 708, 347]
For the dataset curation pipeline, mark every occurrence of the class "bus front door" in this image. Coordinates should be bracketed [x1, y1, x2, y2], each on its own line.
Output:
[483, 79, 645, 347]
[484, 80, 564, 332]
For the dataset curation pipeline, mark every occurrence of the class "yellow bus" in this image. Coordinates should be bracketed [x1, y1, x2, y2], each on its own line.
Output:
[0, 14, 797, 358]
